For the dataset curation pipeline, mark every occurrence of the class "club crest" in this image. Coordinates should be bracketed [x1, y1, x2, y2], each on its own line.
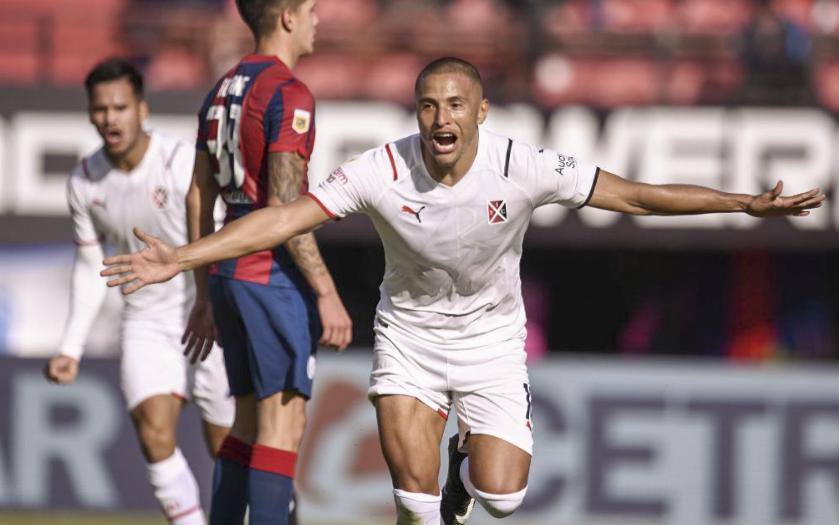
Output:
[487, 200, 508, 224]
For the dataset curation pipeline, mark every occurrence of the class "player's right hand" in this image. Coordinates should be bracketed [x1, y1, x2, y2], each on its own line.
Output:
[101, 228, 181, 294]
[317, 292, 353, 352]
[44, 355, 79, 384]
[183, 299, 218, 364]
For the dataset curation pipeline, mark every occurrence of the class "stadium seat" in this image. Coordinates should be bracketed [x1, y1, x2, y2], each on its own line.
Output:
[677, 0, 753, 34]
[601, 0, 674, 33]
[812, 61, 839, 111]
[360, 52, 425, 105]
[295, 54, 364, 100]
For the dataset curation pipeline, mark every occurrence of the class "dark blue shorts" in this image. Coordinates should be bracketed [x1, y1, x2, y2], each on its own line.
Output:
[209, 275, 321, 400]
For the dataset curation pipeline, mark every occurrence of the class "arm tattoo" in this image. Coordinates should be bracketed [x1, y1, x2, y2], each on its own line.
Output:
[268, 151, 306, 204]
[267, 152, 329, 279]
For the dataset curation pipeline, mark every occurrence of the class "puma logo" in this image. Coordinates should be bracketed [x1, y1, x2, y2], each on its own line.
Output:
[400, 205, 426, 223]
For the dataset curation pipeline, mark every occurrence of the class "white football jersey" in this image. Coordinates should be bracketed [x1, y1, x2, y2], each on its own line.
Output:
[67, 131, 196, 320]
[309, 127, 599, 349]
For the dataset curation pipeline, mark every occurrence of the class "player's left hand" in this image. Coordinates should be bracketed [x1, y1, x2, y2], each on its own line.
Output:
[101, 228, 181, 293]
[183, 298, 218, 364]
[317, 291, 352, 352]
[746, 181, 826, 218]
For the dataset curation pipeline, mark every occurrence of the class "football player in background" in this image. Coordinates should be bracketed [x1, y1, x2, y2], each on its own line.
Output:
[45, 59, 234, 525]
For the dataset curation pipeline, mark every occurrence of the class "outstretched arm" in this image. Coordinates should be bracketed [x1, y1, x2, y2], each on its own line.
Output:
[183, 150, 221, 362]
[45, 244, 107, 384]
[101, 196, 331, 294]
[588, 170, 825, 217]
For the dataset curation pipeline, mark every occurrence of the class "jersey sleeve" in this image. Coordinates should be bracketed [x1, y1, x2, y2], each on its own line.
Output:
[514, 142, 600, 209]
[265, 81, 315, 158]
[306, 151, 381, 219]
[66, 171, 101, 246]
[168, 139, 197, 198]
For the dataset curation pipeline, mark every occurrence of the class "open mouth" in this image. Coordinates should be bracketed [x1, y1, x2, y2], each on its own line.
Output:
[104, 129, 123, 147]
[432, 132, 457, 154]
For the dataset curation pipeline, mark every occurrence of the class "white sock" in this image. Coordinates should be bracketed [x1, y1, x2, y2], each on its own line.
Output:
[393, 488, 441, 525]
[147, 448, 205, 525]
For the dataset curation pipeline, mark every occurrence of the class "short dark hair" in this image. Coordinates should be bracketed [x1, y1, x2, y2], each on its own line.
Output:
[84, 58, 144, 100]
[414, 57, 483, 98]
[236, 0, 306, 39]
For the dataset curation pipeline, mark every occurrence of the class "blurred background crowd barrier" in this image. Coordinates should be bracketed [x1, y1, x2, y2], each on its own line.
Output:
[0, 0, 838, 523]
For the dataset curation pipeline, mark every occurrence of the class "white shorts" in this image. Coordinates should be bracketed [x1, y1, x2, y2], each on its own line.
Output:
[368, 320, 533, 455]
[120, 318, 235, 427]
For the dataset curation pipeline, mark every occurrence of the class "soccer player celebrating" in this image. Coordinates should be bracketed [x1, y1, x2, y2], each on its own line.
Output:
[182, 1, 352, 524]
[102, 57, 825, 525]
[44, 59, 234, 525]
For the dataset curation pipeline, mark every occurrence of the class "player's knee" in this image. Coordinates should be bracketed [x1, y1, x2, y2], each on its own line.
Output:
[136, 421, 176, 462]
[393, 488, 440, 525]
[473, 486, 527, 518]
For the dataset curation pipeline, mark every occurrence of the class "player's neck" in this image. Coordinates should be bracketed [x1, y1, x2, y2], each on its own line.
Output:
[107, 131, 150, 172]
[254, 38, 300, 69]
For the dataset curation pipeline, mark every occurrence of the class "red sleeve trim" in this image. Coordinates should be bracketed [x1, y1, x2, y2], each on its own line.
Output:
[303, 192, 337, 219]
[385, 143, 398, 181]
[167, 505, 202, 522]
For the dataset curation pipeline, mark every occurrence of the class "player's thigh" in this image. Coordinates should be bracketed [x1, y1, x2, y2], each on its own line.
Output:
[374, 394, 447, 494]
[120, 319, 188, 413]
[452, 346, 533, 492]
[224, 279, 320, 400]
[208, 275, 254, 397]
[368, 323, 451, 419]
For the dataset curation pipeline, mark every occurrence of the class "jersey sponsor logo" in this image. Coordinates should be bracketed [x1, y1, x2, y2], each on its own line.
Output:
[292, 108, 311, 134]
[91, 198, 107, 210]
[554, 153, 577, 176]
[221, 188, 254, 205]
[326, 167, 348, 185]
[487, 200, 508, 224]
[400, 204, 426, 223]
[151, 186, 168, 209]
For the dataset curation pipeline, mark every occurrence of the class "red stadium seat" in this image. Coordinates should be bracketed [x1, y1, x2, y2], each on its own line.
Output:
[601, 0, 674, 33]
[677, 0, 753, 34]
[295, 54, 365, 100]
[531, 55, 660, 108]
[813, 61, 839, 111]
[360, 52, 425, 105]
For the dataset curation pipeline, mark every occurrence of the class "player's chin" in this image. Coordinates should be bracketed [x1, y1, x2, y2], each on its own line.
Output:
[104, 143, 128, 156]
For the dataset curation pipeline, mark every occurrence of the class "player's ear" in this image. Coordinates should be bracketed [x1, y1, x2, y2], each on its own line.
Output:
[280, 6, 294, 32]
[139, 100, 149, 122]
[476, 98, 489, 125]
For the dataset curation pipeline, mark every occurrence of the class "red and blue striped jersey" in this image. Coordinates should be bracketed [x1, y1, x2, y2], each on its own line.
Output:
[197, 54, 316, 286]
